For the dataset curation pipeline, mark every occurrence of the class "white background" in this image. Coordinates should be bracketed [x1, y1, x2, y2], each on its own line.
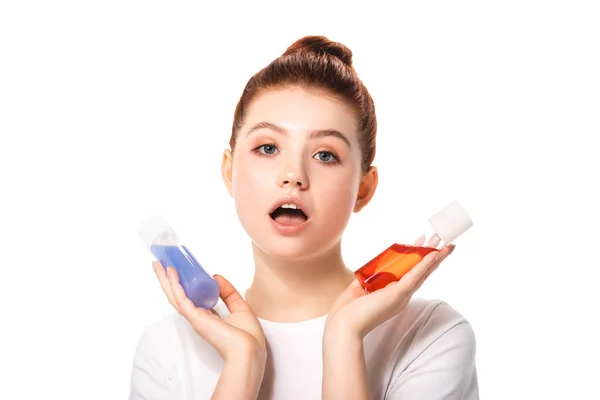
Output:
[1, 1, 598, 399]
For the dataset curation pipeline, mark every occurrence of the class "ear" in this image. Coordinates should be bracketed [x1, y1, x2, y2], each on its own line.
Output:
[221, 149, 234, 197]
[354, 166, 378, 213]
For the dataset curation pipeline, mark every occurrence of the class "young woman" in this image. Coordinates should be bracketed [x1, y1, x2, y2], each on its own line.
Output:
[130, 35, 479, 400]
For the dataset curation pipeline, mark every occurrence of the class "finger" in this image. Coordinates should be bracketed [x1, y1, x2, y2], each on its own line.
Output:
[385, 243, 452, 297]
[375, 257, 437, 316]
[213, 275, 250, 313]
[362, 246, 454, 327]
[362, 250, 439, 303]
[167, 268, 231, 343]
[430, 244, 455, 273]
[168, 267, 211, 318]
[412, 244, 456, 293]
[426, 234, 442, 248]
[393, 249, 440, 294]
[413, 234, 426, 247]
[153, 262, 176, 307]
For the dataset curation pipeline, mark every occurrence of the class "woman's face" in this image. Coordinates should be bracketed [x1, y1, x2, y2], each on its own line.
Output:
[222, 86, 377, 260]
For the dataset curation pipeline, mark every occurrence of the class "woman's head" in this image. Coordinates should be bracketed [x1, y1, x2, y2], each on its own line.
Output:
[221, 35, 379, 260]
[230, 35, 377, 173]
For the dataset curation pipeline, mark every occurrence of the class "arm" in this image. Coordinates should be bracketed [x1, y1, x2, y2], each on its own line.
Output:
[211, 345, 266, 400]
[322, 328, 371, 400]
[321, 246, 454, 400]
[132, 267, 268, 399]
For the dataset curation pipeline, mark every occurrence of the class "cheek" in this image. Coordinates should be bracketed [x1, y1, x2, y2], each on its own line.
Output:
[315, 170, 360, 222]
[231, 155, 271, 218]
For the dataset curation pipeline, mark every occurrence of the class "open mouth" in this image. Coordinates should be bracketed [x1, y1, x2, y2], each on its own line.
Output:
[269, 203, 308, 225]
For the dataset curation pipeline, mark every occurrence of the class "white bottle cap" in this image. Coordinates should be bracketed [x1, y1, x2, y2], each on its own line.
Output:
[138, 215, 173, 249]
[427, 201, 473, 244]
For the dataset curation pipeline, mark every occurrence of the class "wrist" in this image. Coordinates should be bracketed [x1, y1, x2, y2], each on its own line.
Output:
[324, 317, 363, 345]
[217, 351, 266, 399]
[224, 353, 266, 378]
[231, 342, 267, 370]
[213, 355, 266, 400]
[322, 324, 369, 399]
[224, 335, 267, 364]
[323, 323, 363, 354]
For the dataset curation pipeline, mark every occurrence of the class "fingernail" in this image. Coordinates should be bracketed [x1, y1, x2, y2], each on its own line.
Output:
[450, 245, 456, 254]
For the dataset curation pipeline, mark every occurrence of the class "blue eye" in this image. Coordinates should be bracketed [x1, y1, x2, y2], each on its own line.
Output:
[314, 151, 338, 163]
[256, 144, 278, 155]
[262, 144, 276, 154]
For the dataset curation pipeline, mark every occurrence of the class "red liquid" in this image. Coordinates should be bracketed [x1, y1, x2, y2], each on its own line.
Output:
[354, 244, 437, 293]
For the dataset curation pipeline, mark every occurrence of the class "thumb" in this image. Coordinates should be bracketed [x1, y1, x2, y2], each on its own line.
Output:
[214, 274, 250, 313]
[330, 279, 367, 315]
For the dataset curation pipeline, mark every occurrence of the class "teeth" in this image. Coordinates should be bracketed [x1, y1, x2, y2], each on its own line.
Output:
[280, 203, 299, 209]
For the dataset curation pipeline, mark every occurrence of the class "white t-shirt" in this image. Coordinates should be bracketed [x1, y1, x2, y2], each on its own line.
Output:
[129, 297, 479, 399]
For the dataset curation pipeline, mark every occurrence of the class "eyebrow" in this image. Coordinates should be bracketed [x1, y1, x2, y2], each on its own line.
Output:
[245, 121, 351, 148]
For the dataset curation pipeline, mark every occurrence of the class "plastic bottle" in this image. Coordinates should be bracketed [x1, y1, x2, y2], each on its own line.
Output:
[138, 215, 220, 309]
[354, 200, 474, 293]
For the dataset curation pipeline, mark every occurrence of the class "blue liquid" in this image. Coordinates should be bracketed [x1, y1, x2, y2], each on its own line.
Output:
[151, 244, 220, 309]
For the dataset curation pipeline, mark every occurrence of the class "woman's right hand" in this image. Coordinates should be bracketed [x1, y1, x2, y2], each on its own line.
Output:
[152, 261, 267, 364]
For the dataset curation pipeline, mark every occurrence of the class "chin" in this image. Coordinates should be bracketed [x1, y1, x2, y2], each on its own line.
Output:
[254, 237, 314, 260]
[254, 233, 342, 262]
[238, 214, 347, 261]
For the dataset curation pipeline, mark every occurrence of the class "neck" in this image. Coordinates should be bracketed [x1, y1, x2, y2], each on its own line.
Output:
[245, 241, 355, 323]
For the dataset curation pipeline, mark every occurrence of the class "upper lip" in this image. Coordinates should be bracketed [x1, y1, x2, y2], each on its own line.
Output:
[269, 195, 309, 218]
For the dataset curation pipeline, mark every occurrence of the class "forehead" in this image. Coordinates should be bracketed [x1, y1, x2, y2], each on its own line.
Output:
[242, 87, 359, 141]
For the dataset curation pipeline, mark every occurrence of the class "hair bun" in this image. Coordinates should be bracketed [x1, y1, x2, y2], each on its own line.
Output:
[282, 35, 353, 68]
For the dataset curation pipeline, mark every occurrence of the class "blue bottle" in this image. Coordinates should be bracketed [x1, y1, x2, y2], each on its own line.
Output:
[138, 215, 220, 309]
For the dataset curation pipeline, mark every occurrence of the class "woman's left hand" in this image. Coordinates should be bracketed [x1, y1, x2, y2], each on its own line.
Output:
[325, 237, 456, 340]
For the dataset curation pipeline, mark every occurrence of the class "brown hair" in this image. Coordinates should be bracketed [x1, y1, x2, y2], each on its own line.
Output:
[229, 35, 377, 173]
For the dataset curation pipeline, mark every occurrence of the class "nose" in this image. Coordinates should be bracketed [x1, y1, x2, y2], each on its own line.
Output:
[278, 168, 308, 189]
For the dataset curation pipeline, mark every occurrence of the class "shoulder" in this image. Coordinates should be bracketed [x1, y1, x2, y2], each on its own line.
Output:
[129, 313, 185, 397]
[133, 307, 227, 361]
[133, 301, 231, 361]
[130, 312, 190, 374]
[401, 297, 475, 342]
[365, 298, 479, 399]
[135, 311, 189, 348]
[369, 297, 475, 346]
[404, 298, 477, 363]
[136, 301, 230, 347]
[130, 311, 225, 399]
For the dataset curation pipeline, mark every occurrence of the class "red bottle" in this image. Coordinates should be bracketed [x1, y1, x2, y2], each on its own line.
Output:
[354, 201, 473, 293]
